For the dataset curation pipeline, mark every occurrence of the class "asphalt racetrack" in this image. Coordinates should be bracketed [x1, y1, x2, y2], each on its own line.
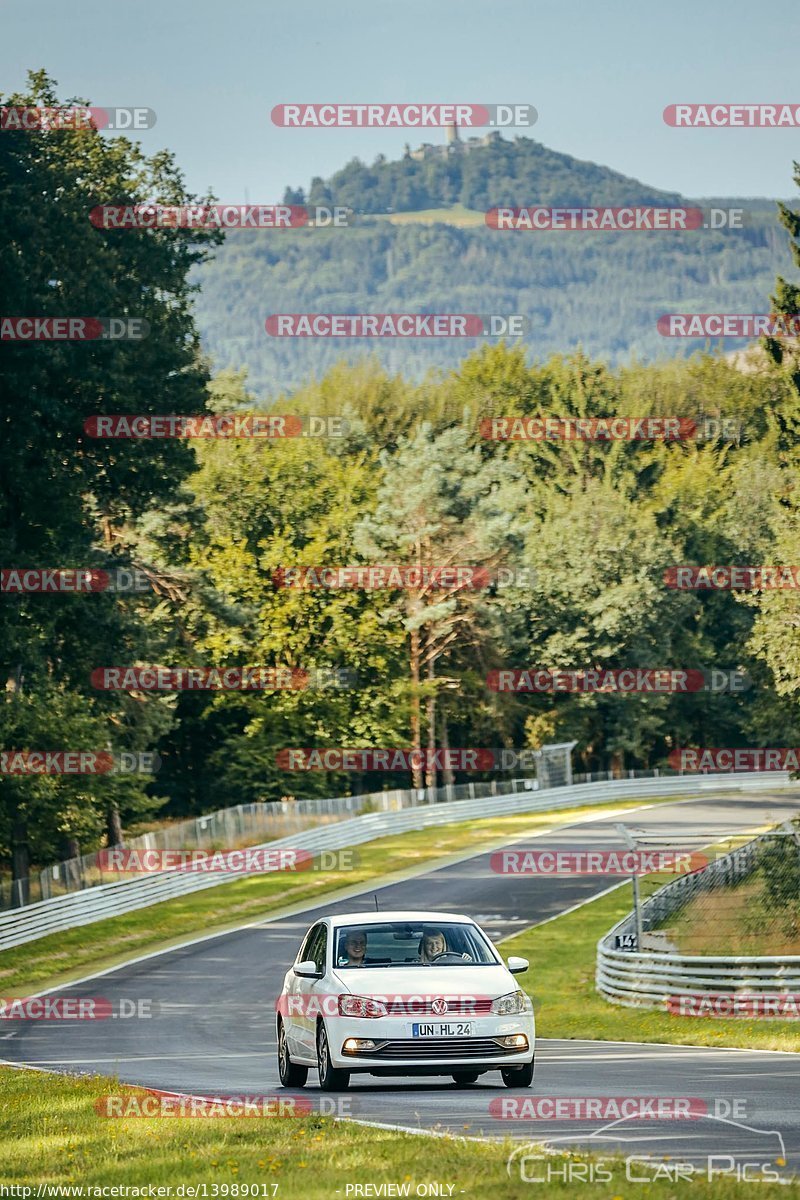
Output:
[4, 790, 800, 1175]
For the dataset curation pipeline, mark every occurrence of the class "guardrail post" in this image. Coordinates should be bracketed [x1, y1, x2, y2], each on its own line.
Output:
[616, 823, 644, 950]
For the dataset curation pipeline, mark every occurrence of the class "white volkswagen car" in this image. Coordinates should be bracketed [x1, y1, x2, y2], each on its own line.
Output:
[276, 910, 535, 1090]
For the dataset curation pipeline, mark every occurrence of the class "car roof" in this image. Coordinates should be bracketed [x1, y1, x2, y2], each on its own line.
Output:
[325, 911, 474, 926]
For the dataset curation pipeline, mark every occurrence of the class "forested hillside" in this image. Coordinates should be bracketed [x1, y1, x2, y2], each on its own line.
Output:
[194, 137, 789, 397]
[194, 212, 789, 396]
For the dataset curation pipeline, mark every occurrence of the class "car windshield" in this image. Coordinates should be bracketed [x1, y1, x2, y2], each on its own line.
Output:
[333, 921, 497, 968]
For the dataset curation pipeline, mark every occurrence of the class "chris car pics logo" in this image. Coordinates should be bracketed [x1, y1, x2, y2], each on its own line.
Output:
[507, 1109, 788, 1186]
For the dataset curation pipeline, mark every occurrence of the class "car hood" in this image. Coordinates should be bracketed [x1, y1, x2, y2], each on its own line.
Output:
[331, 963, 516, 999]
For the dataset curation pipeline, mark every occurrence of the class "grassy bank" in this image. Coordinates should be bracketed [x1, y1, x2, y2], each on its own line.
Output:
[663, 875, 800, 956]
[0, 1066, 792, 1195]
[371, 204, 485, 226]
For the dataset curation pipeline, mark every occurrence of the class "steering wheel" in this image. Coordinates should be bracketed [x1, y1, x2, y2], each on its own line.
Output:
[429, 951, 472, 963]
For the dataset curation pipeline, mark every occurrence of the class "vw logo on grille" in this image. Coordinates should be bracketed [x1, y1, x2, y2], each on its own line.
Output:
[431, 997, 448, 1015]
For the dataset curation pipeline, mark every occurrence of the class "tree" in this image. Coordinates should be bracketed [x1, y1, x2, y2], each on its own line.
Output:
[173, 372, 408, 804]
[763, 159, 800, 456]
[741, 162, 800, 740]
[354, 424, 529, 787]
[0, 71, 219, 882]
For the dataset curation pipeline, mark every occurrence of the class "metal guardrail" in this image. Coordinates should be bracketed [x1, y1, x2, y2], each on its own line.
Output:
[0, 774, 547, 911]
[0, 760, 749, 912]
[596, 818, 800, 1011]
[597, 942, 800, 1009]
[2, 740, 580, 910]
[1, 771, 795, 953]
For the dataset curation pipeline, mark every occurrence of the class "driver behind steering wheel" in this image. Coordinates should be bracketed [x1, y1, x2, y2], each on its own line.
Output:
[418, 928, 471, 963]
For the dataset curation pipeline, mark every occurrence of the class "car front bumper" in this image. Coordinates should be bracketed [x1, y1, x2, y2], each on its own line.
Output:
[329, 1015, 535, 1072]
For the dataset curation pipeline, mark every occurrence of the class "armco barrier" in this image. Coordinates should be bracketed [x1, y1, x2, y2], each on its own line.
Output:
[0, 772, 796, 952]
[596, 817, 800, 1011]
[2, 744, 573, 911]
[597, 945, 800, 1009]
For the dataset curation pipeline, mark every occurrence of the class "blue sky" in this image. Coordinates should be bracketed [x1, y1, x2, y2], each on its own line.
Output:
[3, 0, 800, 201]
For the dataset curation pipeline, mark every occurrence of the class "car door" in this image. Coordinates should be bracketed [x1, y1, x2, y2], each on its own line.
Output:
[295, 922, 328, 1059]
[284, 923, 318, 1059]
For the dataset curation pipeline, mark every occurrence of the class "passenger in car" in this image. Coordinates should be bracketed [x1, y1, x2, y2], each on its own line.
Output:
[342, 929, 368, 966]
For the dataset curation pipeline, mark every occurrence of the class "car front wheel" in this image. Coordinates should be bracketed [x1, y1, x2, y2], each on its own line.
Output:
[277, 1021, 308, 1088]
[316, 1021, 350, 1091]
[452, 1071, 480, 1085]
[501, 1060, 534, 1088]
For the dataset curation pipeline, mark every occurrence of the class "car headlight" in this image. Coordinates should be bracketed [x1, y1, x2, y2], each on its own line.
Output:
[491, 989, 528, 1015]
[338, 995, 387, 1018]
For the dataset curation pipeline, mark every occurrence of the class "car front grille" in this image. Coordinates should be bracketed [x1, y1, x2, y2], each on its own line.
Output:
[353, 1037, 522, 1059]
[391, 998, 494, 1016]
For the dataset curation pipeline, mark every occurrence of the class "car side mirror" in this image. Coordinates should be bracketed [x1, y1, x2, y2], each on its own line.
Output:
[506, 956, 529, 975]
[293, 959, 322, 978]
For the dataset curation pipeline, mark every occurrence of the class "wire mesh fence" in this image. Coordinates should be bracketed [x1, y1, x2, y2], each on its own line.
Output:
[628, 821, 800, 955]
[0, 741, 577, 911]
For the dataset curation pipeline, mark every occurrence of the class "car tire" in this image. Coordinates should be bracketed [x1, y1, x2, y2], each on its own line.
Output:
[501, 1060, 534, 1088]
[316, 1021, 350, 1091]
[277, 1021, 308, 1088]
[452, 1071, 480, 1085]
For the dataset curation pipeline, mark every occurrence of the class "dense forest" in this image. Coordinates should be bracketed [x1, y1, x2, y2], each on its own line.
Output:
[2, 73, 800, 887]
[286, 134, 684, 213]
[194, 212, 790, 395]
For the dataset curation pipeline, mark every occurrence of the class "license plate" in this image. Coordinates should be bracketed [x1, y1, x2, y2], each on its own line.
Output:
[411, 1022, 474, 1037]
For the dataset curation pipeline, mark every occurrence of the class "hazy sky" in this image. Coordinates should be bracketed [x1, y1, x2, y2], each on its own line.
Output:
[3, 0, 800, 201]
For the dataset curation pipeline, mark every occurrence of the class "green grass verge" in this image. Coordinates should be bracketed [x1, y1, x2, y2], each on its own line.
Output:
[662, 874, 800, 955]
[0, 797, 675, 996]
[370, 204, 486, 226]
[503, 882, 800, 1053]
[0, 1066, 793, 1195]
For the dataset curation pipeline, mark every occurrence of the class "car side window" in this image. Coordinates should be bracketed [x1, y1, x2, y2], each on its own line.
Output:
[297, 923, 321, 964]
[309, 925, 328, 973]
